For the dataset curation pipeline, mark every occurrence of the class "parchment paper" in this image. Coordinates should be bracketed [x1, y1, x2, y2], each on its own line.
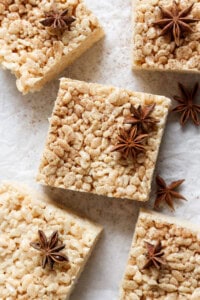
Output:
[1, 0, 200, 299]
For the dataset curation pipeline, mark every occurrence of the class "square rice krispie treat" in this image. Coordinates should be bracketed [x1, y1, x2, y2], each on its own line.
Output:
[0, 182, 103, 300]
[37, 78, 171, 202]
[0, 0, 104, 94]
[120, 209, 200, 300]
[132, 0, 200, 73]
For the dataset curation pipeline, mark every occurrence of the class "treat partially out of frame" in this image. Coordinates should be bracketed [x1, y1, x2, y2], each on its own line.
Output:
[0, 0, 104, 94]
[0, 182, 103, 300]
[132, 0, 200, 73]
[37, 78, 171, 202]
[120, 208, 200, 300]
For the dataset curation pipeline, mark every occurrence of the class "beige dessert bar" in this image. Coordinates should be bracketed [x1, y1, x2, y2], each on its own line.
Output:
[0, 0, 104, 94]
[132, 0, 200, 73]
[0, 182, 103, 300]
[37, 78, 171, 202]
[120, 209, 200, 300]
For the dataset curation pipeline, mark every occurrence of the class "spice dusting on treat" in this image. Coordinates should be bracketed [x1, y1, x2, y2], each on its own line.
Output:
[155, 175, 186, 211]
[153, 1, 199, 47]
[30, 230, 69, 269]
[111, 127, 148, 160]
[40, 8, 76, 30]
[124, 104, 158, 133]
[143, 240, 166, 269]
[172, 82, 200, 126]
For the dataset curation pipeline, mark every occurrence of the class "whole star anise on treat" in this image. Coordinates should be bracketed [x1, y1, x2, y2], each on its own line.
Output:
[40, 9, 76, 30]
[124, 104, 159, 133]
[143, 240, 166, 269]
[111, 127, 148, 160]
[30, 230, 69, 269]
[172, 82, 200, 126]
[154, 175, 186, 211]
[153, 1, 199, 47]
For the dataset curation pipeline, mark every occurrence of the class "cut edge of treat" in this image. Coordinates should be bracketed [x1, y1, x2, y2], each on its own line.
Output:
[132, 63, 200, 74]
[0, 180, 103, 234]
[18, 27, 105, 94]
[139, 208, 200, 232]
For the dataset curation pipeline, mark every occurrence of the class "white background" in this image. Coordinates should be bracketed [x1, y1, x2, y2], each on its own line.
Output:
[1, 0, 200, 299]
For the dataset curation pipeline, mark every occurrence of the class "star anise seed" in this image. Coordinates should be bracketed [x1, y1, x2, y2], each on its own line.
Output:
[124, 104, 159, 133]
[40, 9, 76, 30]
[111, 127, 148, 160]
[30, 230, 69, 269]
[143, 240, 166, 269]
[154, 175, 186, 211]
[153, 1, 199, 46]
[172, 82, 200, 126]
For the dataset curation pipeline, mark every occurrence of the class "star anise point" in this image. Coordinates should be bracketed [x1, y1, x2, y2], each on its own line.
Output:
[153, 1, 199, 47]
[111, 127, 148, 160]
[30, 230, 69, 269]
[40, 8, 76, 30]
[143, 240, 166, 270]
[154, 175, 186, 211]
[172, 82, 200, 126]
[124, 104, 158, 133]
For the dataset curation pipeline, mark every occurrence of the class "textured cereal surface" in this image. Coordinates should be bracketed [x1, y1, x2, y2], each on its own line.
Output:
[120, 209, 200, 300]
[132, 0, 200, 73]
[0, 182, 102, 300]
[37, 78, 171, 202]
[0, 0, 104, 93]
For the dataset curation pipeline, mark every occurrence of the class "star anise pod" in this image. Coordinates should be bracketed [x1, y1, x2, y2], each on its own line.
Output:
[154, 175, 186, 211]
[40, 9, 76, 30]
[172, 82, 200, 126]
[143, 240, 166, 269]
[30, 230, 69, 269]
[124, 104, 159, 133]
[111, 127, 148, 160]
[153, 1, 199, 47]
